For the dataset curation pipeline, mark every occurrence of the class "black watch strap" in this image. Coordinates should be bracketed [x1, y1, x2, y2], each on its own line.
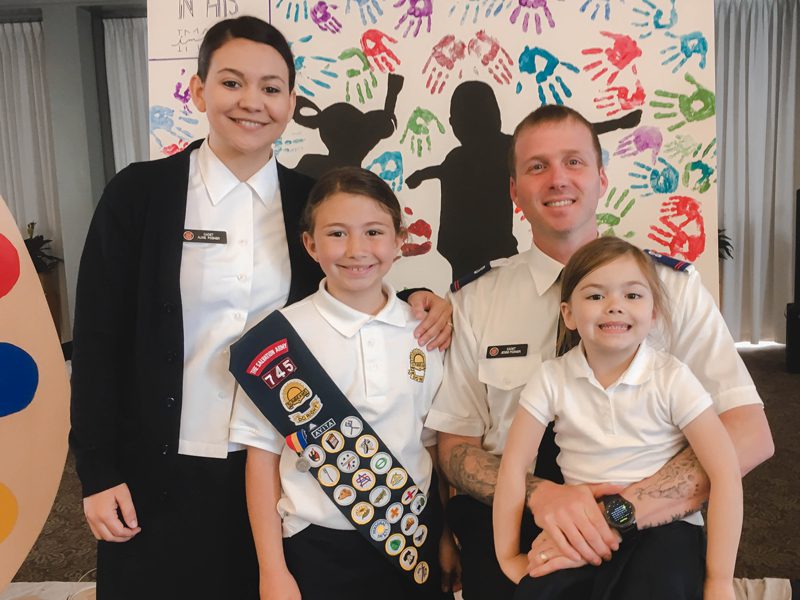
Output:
[600, 494, 638, 542]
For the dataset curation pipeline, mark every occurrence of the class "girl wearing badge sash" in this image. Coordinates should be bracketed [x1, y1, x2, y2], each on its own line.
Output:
[493, 237, 742, 600]
[230, 167, 460, 600]
[70, 18, 451, 600]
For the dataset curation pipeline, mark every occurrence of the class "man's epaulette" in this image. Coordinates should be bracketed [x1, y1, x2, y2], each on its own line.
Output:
[450, 263, 493, 292]
[644, 249, 693, 272]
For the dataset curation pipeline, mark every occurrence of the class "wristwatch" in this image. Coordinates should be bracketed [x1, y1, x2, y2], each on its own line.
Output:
[599, 494, 638, 542]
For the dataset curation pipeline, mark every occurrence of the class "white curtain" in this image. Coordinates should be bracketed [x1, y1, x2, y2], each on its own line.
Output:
[0, 21, 60, 244]
[716, 0, 800, 343]
[104, 17, 148, 173]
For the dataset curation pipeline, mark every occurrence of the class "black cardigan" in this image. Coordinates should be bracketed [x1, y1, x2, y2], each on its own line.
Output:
[69, 140, 322, 499]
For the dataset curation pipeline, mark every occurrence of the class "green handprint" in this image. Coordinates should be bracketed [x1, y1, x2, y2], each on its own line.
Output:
[664, 135, 717, 164]
[682, 160, 715, 193]
[338, 47, 378, 104]
[596, 187, 636, 238]
[399, 107, 446, 157]
[651, 73, 715, 132]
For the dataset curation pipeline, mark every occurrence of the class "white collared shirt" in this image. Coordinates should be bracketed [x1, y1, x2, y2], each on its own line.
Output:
[229, 280, 443, 536]
[519, 341, 711, 524]
[426, 243, 762, 456]
[179, 141, 290, 458]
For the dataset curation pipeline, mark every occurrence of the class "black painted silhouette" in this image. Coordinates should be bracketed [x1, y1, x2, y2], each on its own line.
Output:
[293, 73, 404, 180]
[406, 81, 518, 281]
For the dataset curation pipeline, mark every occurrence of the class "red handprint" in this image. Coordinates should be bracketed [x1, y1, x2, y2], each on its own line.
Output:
[361, 29, 401, 73]
[647, 195, 706, 261]
[582, 31, 641, 85]
[468, 30, 514, 85]
[594, 80, 645, 116]
[422, 34, 466, 94]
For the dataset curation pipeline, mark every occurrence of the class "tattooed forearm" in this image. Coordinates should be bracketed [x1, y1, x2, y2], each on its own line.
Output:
[444, 443, 501, 506]
[646, 503, 709, 529]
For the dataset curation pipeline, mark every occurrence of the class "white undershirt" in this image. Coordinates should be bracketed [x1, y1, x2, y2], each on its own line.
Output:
[179, 141, 290, 458]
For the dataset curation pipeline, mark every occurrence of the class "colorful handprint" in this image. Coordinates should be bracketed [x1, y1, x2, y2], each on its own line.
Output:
[277, 0, 310, 21]
[651, 73, 715, 132]
[664, 135, 717, 164]
[582, 31, 641, 85]
[661, 31, 708, 74]
[400, 107, 446, 156]
[468, 30, 514, 85]
[422, 35, 466, 94]
[347, 0, 385, 25]
[509, 0, 556, 35]
[629, 157, 679, 196]
[580, 0, 619, 21]
[366, 150, 404, 191]
[594, 80, 646, 116]
[632, 0, 677, 39]
[449, 0, 508, 24]
[648, 195, 706, 261]
[682, 160, 715, 194]
[361, 29, 401, 73]
[338, 47, 378, 104]
[291, 35, 338, 98]
[614, 126, 663, 164]
[516, 46, 579, 105]
[394, 0, 433, 38]
[597, 187, 636, 238]
[311, 2, 343, 33]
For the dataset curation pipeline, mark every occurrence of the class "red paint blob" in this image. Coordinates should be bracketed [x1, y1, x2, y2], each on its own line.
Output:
[401, 241, 433, 257]
[407, 219, 432, 238]
[403, 207, 413, 215]
[0, 234, 20, 299]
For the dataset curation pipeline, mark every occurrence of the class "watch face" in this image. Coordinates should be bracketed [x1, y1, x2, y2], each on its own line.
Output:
[604, 495, 635, 529]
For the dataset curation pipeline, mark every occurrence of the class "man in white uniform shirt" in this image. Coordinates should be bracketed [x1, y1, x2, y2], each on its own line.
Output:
[426, 105, 774, 599]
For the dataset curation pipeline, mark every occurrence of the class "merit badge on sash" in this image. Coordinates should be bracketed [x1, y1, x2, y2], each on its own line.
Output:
[408, 348, 426, 382]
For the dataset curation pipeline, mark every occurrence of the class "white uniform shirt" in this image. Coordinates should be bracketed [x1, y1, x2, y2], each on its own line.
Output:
[179, 141, 290, 458]
[229, 281, 443, 537]
[426, 244, 762, 456]
[519, 341, 711, 525]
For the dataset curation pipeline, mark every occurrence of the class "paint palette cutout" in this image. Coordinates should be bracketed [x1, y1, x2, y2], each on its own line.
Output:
[0, 196, 70, 588]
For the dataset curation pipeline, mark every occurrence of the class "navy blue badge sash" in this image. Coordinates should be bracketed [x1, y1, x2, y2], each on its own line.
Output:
[229, 310, 435, 586]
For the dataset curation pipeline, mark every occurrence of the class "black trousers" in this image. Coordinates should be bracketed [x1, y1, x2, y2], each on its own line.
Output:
[283, 474, 453, 600]
[514, 522, 706, 600]
[96, 450, 259, 600]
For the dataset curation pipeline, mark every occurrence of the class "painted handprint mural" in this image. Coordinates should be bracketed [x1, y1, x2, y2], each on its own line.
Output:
[147, 0, 720, 295]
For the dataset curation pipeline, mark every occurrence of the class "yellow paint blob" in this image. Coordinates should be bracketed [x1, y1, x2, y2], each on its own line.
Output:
[0, 482, 19, 543]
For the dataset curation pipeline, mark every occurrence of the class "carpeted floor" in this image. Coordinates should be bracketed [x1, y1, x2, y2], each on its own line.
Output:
[12, 346, 800, 582]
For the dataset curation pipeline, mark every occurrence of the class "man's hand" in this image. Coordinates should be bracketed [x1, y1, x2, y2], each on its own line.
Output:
[527, 529, 588, 577]
[407, 290, 453, 350]
[526, 480, 622, 565]
[83, 482, 141, 542]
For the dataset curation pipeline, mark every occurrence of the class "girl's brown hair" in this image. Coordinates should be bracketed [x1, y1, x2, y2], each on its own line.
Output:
[301, 167, 404, 234]
[557, 237, 671, 355]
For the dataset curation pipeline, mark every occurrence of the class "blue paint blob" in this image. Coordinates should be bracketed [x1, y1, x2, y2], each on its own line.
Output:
[0, 343, 39, 417]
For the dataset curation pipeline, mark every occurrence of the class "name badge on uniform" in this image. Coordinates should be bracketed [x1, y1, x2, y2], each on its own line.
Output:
[183, 229, 227, 244]
[486, 344, 528, 359]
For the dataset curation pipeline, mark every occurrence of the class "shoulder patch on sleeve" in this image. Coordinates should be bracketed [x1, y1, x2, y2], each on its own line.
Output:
[644, 249, 693, 272]
[450, 263, 493, 293]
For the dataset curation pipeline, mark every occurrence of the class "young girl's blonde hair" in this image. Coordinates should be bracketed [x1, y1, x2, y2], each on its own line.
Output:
[557, 237, 671, 355]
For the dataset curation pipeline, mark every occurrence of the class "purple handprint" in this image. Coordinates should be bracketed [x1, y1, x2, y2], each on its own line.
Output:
[614, 126, 662, 164]
[311, 2, 343, 33]
[394, 0, 433, 38]
[510, 0, 556, 35]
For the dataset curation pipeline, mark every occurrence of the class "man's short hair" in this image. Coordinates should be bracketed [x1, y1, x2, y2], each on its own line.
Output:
[508, 105, 603, 176]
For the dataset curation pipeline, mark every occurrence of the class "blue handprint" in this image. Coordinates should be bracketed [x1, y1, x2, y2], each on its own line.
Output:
[629, 157, 679, 196]
[683, 160, 715, 194]
[516, 46, 579, 106]
[291, 35, 338, 98]
[347, 0, 385, 25]
[449, 0, 508, 24]
[661, 31, 708, 74]
[277, 0, 310, 21]
[274, 135, 305, 158]
[149, 105, 195, 148]
[580, 0, 616, 21]
[366, 151, 404, 191]
[632, 0, 677, 39]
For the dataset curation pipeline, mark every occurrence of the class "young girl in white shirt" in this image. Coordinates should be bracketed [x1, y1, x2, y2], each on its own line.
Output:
[229, 167, 460, 600]
[494, 236, 742, 600]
